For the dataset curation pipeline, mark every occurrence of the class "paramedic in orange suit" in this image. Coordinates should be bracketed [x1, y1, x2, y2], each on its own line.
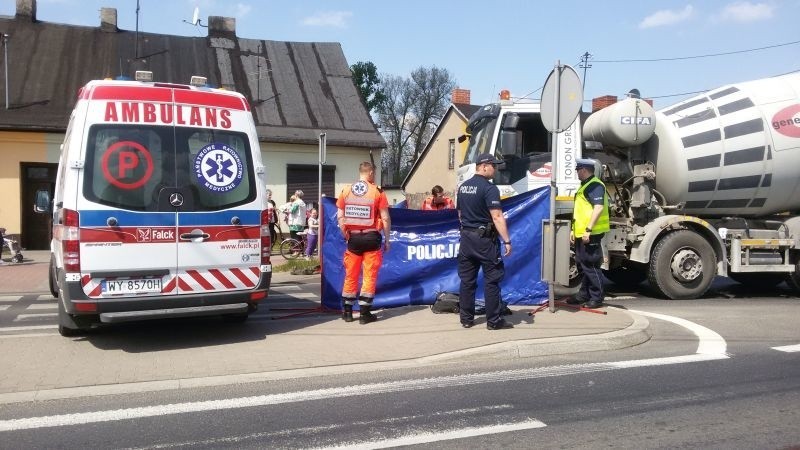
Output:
[336, 161, 392, 324]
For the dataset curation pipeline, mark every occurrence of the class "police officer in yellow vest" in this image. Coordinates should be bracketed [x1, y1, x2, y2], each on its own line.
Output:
[568, 158, 610, 309]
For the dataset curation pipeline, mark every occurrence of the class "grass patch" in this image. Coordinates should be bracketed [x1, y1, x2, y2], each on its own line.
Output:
[273, 257, 320, 273]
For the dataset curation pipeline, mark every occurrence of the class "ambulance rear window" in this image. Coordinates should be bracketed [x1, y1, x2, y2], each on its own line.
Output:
[83, 125, 256, 211]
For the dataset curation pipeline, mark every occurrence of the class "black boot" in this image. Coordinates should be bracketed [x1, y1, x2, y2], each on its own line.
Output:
[359, 304, 377, 324]
[342, 304, 353, 322]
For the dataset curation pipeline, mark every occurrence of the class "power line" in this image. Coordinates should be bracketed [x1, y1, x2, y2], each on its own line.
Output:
[593, 39, 800, 63]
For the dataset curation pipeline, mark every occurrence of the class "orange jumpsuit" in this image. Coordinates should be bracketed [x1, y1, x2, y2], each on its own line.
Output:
[337, 180, 389, 306]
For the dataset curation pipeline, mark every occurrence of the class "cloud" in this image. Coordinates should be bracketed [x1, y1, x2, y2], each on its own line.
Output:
[301, 11, 353, 28]
[715, 1, 774, 22]
[234, 3, 252, 17]
[639, 5, 695, 29]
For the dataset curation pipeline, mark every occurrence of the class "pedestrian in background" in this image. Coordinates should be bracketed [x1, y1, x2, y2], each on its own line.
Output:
[337, 161, 391, 324]
[266, 188, 278, 246]
[421, 185, 455, 210]
[305, 208, 319, 259]
[288, 190, 307, 241]
[456, 153, 513, 330]
[568, 158, 610, 309]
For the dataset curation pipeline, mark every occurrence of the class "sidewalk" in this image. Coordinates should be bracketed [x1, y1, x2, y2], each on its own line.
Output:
[0, 250, 650, 402]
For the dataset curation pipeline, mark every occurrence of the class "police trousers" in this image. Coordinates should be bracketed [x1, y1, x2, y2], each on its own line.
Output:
[575, 235, 605, 303]
[458, 229, 505, 326]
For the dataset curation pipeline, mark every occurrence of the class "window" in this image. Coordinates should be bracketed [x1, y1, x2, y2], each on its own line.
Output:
[448, 139, 455, 170]
[286, 164, 336, 208]
[83, 124, 255, 211]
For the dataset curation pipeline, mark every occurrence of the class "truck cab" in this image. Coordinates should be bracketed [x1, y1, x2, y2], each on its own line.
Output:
[457, 93, 582, 216]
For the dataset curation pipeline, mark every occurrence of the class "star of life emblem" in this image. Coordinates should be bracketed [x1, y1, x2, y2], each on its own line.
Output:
[194, 143, 243, 193]
[352, 181, 368, 197]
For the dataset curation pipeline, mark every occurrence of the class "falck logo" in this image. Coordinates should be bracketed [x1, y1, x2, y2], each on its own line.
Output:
[137, 228, 152, 242]
[136, 228, 176, 242]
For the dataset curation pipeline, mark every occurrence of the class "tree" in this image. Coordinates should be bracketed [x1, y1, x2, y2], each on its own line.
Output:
[350, 61, 385, 114]
[375, 66, 457, 183]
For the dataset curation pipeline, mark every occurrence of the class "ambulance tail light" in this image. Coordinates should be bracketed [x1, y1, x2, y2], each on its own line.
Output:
[260, 209, 271, 264]
[62, 208, 81, 272]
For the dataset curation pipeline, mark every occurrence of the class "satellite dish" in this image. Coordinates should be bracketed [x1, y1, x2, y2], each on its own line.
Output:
[192, 7, 199, 25]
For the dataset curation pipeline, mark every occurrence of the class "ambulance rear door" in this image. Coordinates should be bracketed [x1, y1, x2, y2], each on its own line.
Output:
[77, 85, 179, 298]
[171, 92, 262, 295]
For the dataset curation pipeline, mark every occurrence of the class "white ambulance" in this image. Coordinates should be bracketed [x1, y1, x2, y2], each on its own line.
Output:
[36, 72, 272, 336]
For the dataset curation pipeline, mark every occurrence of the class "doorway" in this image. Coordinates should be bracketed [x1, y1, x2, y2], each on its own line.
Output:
[20, 163, 57, 250]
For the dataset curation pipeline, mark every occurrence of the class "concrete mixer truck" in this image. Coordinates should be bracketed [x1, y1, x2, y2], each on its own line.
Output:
[456, 72, 800, 299]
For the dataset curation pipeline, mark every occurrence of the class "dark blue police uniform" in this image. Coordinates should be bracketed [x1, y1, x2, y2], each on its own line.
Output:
[575, 180, 606, 304]
[456, 174, 505, 328]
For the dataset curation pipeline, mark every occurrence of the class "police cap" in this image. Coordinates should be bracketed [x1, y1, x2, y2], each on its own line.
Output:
[576, 158, 597, 171]
[475, 153, 504, 165]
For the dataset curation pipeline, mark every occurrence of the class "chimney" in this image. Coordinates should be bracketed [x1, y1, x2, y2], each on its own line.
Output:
[100, 7, 118, 32]
[15, 0, 36, 21]
[208, 16, 236, 37]
[592, 95, 617, 113]
[451, 88, 471, 105]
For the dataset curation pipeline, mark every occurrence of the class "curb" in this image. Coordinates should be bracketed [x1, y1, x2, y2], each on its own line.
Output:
[0, 309, 651, 405]
[419, 308, 651, 363]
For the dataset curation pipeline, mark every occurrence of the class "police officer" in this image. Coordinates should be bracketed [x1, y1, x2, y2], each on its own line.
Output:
[568, 158, 610, 309]
[456, 153, 513, 330]
[336, 161, 391, 324]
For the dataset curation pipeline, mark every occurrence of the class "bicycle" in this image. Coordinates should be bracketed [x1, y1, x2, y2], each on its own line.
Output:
[279, 231, 309, 260]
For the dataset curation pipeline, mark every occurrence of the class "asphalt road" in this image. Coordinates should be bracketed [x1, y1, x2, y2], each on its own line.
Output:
[0, 279, 798, 448]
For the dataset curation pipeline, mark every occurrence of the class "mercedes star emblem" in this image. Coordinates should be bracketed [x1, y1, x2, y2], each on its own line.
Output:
[169, 192, 184, 207]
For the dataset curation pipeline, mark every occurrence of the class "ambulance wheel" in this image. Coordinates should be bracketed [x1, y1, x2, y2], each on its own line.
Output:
[49, 255, 59, 298]
[648, 230, 716, 300]
[57, 298, 84, 337]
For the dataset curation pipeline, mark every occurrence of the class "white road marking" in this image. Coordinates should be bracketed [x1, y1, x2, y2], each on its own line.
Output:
[12, 313, 57, 322]
[0, 310, 729, 432]
[25, 303, 56, 310]
[270, 285, 301, 292]
[771, 344, 800, 353]
[0, 325, 56, 332]
[0, 333, 54, 339]
[626, 309, 728, 356]
[0, 305, 9, 311]
[315, 419, 547, 449]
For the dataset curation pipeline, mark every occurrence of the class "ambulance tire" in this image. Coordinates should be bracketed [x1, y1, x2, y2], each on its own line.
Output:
[49, 254, 59, 298]
[57, 297, 84, 337]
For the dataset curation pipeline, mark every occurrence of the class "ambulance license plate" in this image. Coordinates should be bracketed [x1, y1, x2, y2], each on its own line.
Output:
[101, 278, 163, 295]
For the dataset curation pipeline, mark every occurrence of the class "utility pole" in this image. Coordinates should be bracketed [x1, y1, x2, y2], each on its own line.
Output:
[2, 34, 8, 109]
[579, 51, 592, 91]
[135, 0, 140, 59]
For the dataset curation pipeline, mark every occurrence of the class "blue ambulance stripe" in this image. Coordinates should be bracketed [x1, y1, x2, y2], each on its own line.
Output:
[80, 210, 175, 227]
[79, 210, 261, 227]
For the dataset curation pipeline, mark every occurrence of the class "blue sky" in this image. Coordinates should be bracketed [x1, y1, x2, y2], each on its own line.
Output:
[2, 0, 798, 110]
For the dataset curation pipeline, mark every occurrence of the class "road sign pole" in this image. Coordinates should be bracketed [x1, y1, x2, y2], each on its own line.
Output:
[548, 62, 562, 313]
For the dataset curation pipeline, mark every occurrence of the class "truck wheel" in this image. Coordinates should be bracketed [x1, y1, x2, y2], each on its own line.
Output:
[729, 273, 785, 288]
[554, 251, 581, 296]
[604, 262, 647, 288]
[785, 262, 800, 292]
[49, 255, 59, 298]
[648, 230, 716, 300]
